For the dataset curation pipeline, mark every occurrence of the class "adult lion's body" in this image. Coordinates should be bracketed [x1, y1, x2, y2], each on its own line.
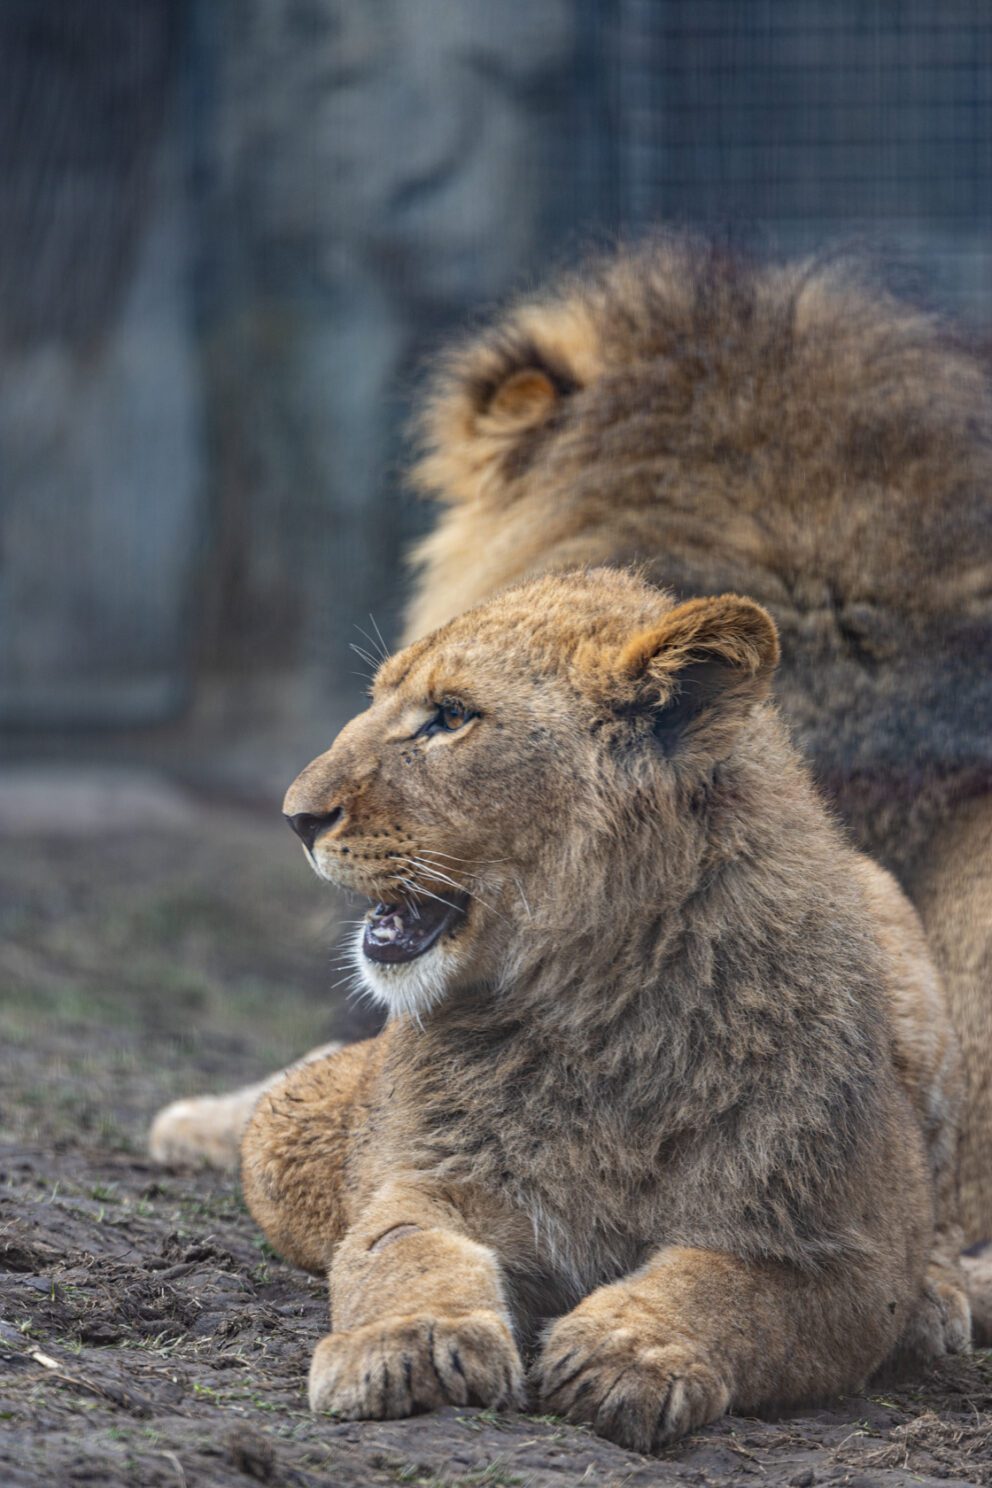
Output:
[403, 241, 992, 1245]
[242, 571, 967, 1446]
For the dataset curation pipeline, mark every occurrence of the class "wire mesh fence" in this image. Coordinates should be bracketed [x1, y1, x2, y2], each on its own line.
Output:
[2, 0, 991, 758]
[612, 0, 992, 309]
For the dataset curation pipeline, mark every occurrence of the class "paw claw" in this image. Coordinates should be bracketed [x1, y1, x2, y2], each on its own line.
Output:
[535, 1315, 730, 1451]
[309, 1312, 525, 1420]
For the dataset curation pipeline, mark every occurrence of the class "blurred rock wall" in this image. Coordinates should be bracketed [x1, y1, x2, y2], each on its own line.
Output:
[0, 1, 199, 726]
[196, 0, 575, 690]
[0, 0, 577, 731]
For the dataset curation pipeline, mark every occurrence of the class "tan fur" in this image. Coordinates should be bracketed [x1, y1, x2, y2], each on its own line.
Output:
[243, 571, 967, 1448]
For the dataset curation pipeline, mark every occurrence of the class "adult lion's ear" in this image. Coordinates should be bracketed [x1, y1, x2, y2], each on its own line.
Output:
[411, 305, 595, 509]
[615, 595, 780, 757]
[480, 367, 561, 431]
[473, 346, 583, 437]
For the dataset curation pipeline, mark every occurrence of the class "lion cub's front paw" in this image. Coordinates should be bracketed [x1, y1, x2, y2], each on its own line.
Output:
[309, 1311, 526, 1419]
[535, 1312, 730, 1452]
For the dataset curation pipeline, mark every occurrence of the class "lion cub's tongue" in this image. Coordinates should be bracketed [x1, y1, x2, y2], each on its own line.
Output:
[362, 896, 465, 964]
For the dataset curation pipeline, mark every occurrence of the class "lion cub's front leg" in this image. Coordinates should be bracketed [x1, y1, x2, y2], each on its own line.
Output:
[311, 1183, 525, 1419]
[242, 1050, 525, 1417]
[534, 1245, 910, 1452]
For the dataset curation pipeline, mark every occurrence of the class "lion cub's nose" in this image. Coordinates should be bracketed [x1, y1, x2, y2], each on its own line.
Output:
[285, 805, 343, 851]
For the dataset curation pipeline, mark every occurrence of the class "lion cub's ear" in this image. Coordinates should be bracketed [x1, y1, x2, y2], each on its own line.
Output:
[615, 595, 780, 758]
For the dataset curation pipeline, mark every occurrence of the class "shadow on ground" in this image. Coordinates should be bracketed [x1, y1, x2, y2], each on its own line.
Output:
[1, 777, 990, 1487]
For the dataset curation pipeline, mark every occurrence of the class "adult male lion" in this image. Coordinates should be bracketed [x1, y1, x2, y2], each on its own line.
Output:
[241, 570, 966, 1447]
[150, 239, 991, 1299]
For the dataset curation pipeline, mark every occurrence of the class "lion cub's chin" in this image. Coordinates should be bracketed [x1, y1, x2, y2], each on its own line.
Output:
[353, 923, 470, 1022]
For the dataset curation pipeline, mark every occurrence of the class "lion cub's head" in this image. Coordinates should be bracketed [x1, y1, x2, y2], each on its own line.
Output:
[284, 569, 780, 1020]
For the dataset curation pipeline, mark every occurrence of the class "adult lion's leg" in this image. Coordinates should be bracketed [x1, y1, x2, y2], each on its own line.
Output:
[240, 1038, 380, 1274]
[306, 1181, 526, 1419]
[908, 795, 992, 1247]
[534, 1241, 915, 1452]
[149, 1041, 343, 1169]
[850, 855, 971, 1356]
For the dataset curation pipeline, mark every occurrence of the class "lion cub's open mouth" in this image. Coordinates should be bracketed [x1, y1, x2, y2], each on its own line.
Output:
[363, 893, 468, 963]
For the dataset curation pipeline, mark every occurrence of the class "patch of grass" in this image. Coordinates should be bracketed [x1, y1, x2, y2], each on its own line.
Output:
[459, 1466, 524, 1488]
[191, 1381, 223, 1403]
[387, 1453, 526, 1488]
[130, 1331, 183, 1354]
[242, 1393, 288, 1414]
[456, 1409, 514, 1434]
[173, 1187, 246, 1225]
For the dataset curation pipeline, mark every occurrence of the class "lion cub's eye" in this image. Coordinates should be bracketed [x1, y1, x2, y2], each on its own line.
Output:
[414, 698, 477, 740]
[440, 699, 469, 730]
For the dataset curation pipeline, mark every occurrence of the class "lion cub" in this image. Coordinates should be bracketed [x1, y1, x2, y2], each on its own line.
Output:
[242, 568, 962, 1450]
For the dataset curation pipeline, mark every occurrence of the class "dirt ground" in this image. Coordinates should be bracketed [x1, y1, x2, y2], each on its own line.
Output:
[2, 774, 991, 1488]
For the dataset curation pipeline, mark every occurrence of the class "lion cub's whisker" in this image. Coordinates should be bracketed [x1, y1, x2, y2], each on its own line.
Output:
[400, 856, 471, 895]
[354, 622, 389, 667]
[398, 856, 507, 922]
[417, 848, 510, 867]
[349, 642, 379, 676]
[365, 613, 392, 663]
[511, 872, 533, 921]
[397, 875, 463, 916]
[330, 965, 366, 993]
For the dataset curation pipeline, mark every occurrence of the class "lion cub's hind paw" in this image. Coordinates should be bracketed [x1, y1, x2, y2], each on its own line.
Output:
[309, 1312, 526, 1420]
[882, 1273, 972, 1378]
[148, 1085, 267, 1169]
[535, 1317, 730, 1452]
[932, 1278, 973, 1357]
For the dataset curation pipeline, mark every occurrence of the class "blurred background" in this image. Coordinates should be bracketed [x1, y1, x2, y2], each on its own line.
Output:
[2, 1, 992, 1122]
[4, 0, 992, 780]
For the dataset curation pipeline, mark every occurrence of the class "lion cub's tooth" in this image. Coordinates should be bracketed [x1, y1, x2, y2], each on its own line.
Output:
[370, 913, 404, 943]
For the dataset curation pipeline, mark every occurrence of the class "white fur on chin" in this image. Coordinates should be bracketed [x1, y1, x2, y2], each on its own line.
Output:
[354, 924, 458, 1023]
